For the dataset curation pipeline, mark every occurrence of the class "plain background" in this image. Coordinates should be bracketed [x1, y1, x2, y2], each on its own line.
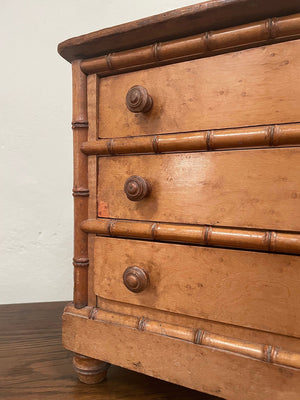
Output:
[0, 0, 206, 304]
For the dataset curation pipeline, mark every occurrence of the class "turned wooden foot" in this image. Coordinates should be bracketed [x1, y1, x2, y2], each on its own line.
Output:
[73, 353, 110, 384]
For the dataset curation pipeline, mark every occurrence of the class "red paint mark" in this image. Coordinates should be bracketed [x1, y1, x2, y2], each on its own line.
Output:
[98, 201, 109, 217]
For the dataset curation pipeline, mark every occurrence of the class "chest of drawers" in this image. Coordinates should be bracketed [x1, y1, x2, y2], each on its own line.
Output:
[58, 1, 300, 398]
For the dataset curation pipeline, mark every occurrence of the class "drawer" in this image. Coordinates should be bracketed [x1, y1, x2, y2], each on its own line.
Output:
[94, 237, 300, 337]
[98, 40, 300, 138]
[97, 148, 300, 231]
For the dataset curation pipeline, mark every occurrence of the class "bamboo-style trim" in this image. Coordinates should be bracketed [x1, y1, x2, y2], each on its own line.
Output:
[72, 121, 89, 129]
[80, 218, 300, 255]
[64, 304, 300, 370]
[72, 60, 89, 309]
[72, 188, 89, 197]
[73, 257, 89, 268]
[81, 123, 300, 156]
[80, 14, 300, 76]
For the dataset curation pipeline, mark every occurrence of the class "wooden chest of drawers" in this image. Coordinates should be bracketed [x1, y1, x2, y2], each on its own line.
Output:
[58, 1, 300, 398]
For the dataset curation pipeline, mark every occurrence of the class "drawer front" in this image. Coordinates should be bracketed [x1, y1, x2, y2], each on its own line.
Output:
[97, 148, 300, 231]
[98, 40, 300, 138]
[94, 237, 300, 337]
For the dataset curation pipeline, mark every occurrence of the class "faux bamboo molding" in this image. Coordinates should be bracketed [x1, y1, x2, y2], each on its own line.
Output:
[81, 123, 300, 156]
[72, 60, 89, 309]
[72, 257, 89, 268]
[72, 188, 89, 197]
[64, 304, 300, 370]
[80, 218, 300, 255]
[80, 14, 300, 76]
[72, 121, 89, 129]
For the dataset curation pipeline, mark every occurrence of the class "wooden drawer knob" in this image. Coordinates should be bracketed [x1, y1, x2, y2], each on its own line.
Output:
[123, 266, 149, 293]
[124, 175, 151, 201]
[126, 85, 153, 113]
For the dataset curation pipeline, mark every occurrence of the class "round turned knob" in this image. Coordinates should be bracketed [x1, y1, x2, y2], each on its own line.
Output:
[126, 85, 153, 113]
[123, 266, 149, 293]
[124, 175, 151, 201]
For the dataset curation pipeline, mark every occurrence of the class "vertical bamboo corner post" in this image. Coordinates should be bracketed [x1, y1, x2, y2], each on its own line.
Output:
[71, 60, 89, 308]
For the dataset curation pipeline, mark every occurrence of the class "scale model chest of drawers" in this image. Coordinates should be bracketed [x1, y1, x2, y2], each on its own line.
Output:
[58, 1, 300, 399]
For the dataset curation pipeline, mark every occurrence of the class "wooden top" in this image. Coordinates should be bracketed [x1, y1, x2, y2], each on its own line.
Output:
[58, 0, 300, 62]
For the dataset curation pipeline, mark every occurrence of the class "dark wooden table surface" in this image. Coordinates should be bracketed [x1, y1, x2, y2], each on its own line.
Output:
[0, 301, 222, 400]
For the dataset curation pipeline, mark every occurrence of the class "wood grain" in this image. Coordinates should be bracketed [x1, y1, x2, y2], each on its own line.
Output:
[97, 149, 300, 231]
[97, 40, 300, 138]
[57, 0, 300, 63]
[93, 237, 300, 337]
[62, 310, 300, 400]
[0, 302, 214, 399]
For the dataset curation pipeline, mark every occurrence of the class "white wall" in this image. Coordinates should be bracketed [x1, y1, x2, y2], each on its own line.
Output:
[0, 0, 203, 304]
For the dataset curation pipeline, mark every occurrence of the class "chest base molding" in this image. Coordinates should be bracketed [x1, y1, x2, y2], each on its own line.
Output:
[63, 304, 300, 400]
